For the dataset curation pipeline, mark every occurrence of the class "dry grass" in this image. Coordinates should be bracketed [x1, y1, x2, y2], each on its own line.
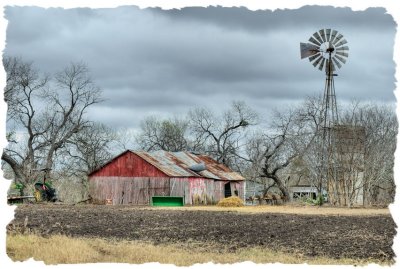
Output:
[145, 204, 390, 216]
[216, 196, 244, 207]
[7, 234, 389, 266]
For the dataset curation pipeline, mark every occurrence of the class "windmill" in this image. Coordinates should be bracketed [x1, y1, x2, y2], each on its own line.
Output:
[300, 29, 349, 204]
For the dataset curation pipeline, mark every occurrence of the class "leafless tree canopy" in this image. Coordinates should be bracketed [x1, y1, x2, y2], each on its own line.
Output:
[189, 101, 258, 167]
[135, 101, 258, 168]
[136, 116, 190, 152]
[2, 57, 104, 189]
[60, 122, 117, 175]
[340, 103, 397, 205]
[244, 107, 316, 200]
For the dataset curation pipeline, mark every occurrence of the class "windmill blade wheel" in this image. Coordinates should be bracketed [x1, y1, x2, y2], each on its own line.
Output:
[300, 28, 349, 72]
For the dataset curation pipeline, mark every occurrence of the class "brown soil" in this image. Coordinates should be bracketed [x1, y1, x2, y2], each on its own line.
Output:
[7, 204, 396, 262]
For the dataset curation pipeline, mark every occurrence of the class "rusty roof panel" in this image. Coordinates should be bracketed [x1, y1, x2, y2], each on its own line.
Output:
[133, 150, 244, 181]
[171, 152, 221, 179]
[195, 155, 245, 181]
[135, 151, 194, 177]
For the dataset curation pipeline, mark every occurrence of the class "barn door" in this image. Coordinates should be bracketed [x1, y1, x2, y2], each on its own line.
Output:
[224, 182, 232, 198]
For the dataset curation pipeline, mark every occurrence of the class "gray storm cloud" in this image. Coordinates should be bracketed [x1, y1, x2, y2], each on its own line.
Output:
[4, 5, 396, 129]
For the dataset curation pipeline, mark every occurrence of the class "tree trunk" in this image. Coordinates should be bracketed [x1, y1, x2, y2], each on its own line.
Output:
[271, 175, 290, 201]
[1, 152, 25, 183]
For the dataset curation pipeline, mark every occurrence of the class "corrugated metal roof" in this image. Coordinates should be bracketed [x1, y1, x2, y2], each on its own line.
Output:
[133, 150, 244, 181]
[135, 151, 194, 177]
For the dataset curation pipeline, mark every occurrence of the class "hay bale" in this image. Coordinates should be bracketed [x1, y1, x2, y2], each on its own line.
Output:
[217, 196, 244, 207]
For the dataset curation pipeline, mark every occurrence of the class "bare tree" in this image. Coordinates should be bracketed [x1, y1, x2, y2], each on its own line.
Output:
[189, 101, 258, 167]
[136, 116, 190, 152]
[60, 122, 116, 175]
[3, 57, 49, 121]
[340, 103, 397, 205]
[2, 57, 49, 183]
[2, 57, 102, 190]
[245, 108, 314, 200]
[114, 127, 137, 152]
[135, 101, 258, 169]
[290, 98, 397, 206]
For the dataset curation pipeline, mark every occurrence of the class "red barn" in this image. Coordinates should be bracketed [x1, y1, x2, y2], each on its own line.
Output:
[88, 150, 245, 205]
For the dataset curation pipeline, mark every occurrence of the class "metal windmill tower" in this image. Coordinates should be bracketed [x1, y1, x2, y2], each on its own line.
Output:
[300, 29, 349, 203]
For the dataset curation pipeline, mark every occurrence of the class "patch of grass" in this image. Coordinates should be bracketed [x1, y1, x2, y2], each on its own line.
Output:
[148, 204, 390, 216]
[7, 234, 391, 266]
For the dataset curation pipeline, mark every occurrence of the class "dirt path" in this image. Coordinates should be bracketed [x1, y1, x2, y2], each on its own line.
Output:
[8, 204, 396, 262]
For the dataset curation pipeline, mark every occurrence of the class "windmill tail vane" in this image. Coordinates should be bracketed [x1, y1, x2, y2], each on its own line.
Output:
[300, 42, 319, 59]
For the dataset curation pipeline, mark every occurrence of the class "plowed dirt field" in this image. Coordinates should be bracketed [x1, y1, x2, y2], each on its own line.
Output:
[7, 204, 396, 262]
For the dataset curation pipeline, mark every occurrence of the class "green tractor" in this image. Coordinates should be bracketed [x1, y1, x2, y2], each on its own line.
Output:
[33, 168, 57, 202]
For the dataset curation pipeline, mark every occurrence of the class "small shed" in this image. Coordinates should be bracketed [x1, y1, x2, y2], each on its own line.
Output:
[88, 150, 245, 205]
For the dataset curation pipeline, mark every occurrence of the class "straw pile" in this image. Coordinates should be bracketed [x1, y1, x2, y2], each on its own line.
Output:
[217, 196, 244, 207]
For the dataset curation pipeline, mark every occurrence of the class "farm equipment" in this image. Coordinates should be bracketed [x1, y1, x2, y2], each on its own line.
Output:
[34, 182, 57, 202]
[7, 168, 57, 204]
[33, 168, 57, 202]
[7, 183, 34, 204]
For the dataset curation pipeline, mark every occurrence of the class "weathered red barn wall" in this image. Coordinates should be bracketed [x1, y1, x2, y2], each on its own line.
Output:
[170, 178, 244, 205]
[89, 177, 170, 205]
[216, 181, 244, 200]
[90, 176, 244, 205]
[90, 151, 167, 177]
[170, 177, 221, 204]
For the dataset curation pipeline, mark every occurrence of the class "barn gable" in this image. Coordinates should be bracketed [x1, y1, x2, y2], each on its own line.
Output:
[89, 150, 168, 178]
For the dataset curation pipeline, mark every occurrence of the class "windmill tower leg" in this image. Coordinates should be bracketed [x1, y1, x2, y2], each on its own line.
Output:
[319, 52, 339, 205]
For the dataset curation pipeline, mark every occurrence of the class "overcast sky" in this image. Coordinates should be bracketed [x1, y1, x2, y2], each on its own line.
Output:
[3, 4, 397, 131]
[1, 2, 400, 265]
